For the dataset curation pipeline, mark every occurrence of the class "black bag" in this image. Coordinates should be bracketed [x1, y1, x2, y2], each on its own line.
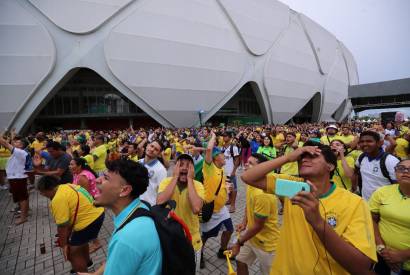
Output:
[115, 200, 196, 275]
[200, 171, 223, 223]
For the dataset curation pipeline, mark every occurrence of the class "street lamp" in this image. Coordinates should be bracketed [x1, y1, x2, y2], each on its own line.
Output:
[198, 109, 205, 127]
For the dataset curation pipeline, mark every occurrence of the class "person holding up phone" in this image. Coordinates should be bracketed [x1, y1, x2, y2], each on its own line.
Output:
[241, 141, 377, 275]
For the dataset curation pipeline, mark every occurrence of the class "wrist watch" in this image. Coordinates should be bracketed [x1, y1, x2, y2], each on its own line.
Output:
[376, 244, 385, 254]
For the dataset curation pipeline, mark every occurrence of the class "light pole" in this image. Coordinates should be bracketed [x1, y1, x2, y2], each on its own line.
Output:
[198, 109, 205, 127]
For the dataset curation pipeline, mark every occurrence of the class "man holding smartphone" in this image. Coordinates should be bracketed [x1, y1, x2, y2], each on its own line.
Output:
[241, 141, 377, 275]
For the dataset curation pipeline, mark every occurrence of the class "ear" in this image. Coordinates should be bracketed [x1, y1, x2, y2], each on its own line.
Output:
[327, 163, 335, 172]
[119, 184, 133, 198]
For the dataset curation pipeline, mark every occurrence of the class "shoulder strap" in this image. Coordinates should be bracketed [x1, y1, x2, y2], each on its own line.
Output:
[214, 171, 224, 197]
[334, 168, 348, 189]
[230, 144, 234, 158]
[67, 185, 80, 233]
[327, 135, 331, 144]
[115, 207, 152, 234]
[358, 153, 366, 166]
[380, 153, 395, 183]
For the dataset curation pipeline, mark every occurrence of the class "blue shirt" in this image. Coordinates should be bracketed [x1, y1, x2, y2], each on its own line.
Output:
[104, 198, 162, 275]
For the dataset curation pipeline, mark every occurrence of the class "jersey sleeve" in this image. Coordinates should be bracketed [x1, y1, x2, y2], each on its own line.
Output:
[385, 155, 400, 182]
[368, 187, 382, 214]
[253, 194, 271, 218]
[346, 156, 355, 169]
[341, 199, 378, 262]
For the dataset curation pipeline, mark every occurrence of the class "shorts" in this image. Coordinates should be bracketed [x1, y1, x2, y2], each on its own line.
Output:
[236, 242, 275, 275]
[202, 218, 233, 239]
[9, 178, 28, 202]
[69, 212, 105, 246]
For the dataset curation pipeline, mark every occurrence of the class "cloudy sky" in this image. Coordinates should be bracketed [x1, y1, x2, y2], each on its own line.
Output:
[280, 0, 410, 84]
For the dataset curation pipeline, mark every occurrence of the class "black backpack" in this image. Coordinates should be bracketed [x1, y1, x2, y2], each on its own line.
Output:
[115, 200, 196, 275]
[357, 152, 398, 192]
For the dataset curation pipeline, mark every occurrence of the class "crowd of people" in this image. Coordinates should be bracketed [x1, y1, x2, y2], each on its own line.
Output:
[0, 120, 409, 275]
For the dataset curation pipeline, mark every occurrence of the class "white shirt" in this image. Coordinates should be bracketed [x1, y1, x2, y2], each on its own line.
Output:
[220, 144, 239, 176]
[6, 147, 28, 179]
[355, 153, 399, 200]
[139, 158, 167, 206]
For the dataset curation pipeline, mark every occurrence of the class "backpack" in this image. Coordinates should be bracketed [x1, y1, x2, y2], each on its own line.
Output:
[24, 150, 33, 171]
[115, 200, 196, 275]
[357, 152, 398, 192]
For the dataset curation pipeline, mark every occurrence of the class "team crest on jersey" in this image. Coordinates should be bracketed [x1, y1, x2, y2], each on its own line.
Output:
[148, 170, 155, 178]
[326, 213, 337, 228]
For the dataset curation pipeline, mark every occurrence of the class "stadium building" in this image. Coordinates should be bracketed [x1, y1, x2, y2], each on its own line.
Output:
[0, 0, 358, 132]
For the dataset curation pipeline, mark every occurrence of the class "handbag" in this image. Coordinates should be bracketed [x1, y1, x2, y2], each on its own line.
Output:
[200, 171, 223, 223]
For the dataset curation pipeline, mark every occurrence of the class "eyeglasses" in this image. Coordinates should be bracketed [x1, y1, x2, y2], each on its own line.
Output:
[394, 166, 410, 173]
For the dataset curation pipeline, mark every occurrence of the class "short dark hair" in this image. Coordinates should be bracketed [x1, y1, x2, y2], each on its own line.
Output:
[360, 130, 381, 142]
[303, 140, 337, 178]
[80, 144, 91, 155]
[106, 159, 149, 199]
[37, 175, 60, 191]
[46, 141, 62, 150]
[251, 153, 269, 164]
[176, 153, 194, 164]
[151, 140, 164, 151]
[95, 135, 105, 142]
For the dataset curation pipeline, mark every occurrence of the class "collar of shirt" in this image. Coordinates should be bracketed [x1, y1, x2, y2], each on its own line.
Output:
[365, 148, 384, 162]
[113, 198, 141, 229]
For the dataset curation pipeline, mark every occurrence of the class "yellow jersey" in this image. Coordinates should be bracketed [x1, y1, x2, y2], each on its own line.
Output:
[128, 154, 139, 162]
[280, 146, 298, 176]
[320, 135, 342, 145]
[266, 173, 377, 275]
[81, 154, 94, 170]
[158, 177, 204, 251]
[369, 184, 410, 271]
[246, 186, 280, 252]
[332, 157, 355, 190]
[338, 134, 355, 145]
[50, 184, 104, 231]
[202, 161, 227, 213]
[394, 138, 409, 159]
[92, 144, 107, 172]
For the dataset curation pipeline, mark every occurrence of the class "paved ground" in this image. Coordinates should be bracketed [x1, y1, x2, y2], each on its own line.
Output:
[0, 168, 263, 275]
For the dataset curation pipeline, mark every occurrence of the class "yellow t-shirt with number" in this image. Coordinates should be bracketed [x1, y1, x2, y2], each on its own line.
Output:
[158, 177, 204, 251]
[50, 184, 104, 231]
[332, 157, 355, 191]
[202, 161, 227, 213]
[246, 186, 280, 252]
[266, 173, 377, 275]
[92, 144, 107, 172]
[369, 185, 410, 271]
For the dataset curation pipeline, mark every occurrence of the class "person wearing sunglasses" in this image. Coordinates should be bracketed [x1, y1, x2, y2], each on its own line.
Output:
[369, 159, 410, 275]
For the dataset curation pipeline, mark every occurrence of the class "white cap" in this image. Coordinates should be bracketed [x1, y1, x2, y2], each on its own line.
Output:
[326, 124, 338, 130]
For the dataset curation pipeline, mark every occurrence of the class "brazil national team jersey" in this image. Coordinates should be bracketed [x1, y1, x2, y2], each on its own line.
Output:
[265, 173, 377, 275]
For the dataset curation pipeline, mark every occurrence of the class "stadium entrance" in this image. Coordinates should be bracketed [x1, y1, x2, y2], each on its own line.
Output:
[32, 68, 159, 131]
[208, 82, 266, 126]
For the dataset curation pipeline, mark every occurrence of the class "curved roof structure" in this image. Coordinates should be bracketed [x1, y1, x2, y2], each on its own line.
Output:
[0, 0, 358, 131]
